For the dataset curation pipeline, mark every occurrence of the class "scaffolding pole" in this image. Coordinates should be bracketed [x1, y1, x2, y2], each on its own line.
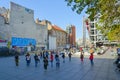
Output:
[83, 16, 86, 48]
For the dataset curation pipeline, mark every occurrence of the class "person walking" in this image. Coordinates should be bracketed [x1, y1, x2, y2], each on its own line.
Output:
[80, 52, 84, 63]
[55, 54, 60, 69]
[89, 47, 94, 65]
[50, 52, 54, 67]
[62, 53, 65, 63]
[25, 53, 31, 67]
[34, 54, 40, 67]
[89, 53, 94, 65]
[43, 57, 48, 71]
[45, 51, 49, 59]
[68, 52, 72, 61]
[15, 53, 19, 66]
[40, 51, 43, 59]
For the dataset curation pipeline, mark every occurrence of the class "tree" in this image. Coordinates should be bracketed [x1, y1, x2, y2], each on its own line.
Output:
[107, 25, 120, 43]
[65, 0, 120, 42]
[65, 0, 98, 20]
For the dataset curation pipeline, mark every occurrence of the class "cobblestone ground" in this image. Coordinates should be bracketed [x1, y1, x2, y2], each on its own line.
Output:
[0, 49, 120, 80]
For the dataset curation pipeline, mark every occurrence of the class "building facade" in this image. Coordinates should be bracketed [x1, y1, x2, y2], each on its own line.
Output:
[40, 20, 68, 50]
[51, 25, 67, 49]
[88, 19, 111, 47]
[66, 25, 76, 47]
[0, 2, 48, 49]
[0, 7, 10, 40]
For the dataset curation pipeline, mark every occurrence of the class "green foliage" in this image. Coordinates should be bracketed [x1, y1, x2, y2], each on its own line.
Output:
[7, 41, 11, 49]
[65, 0, 98, 15]
[117, 44, 120, 47]
[107, 25, 120, 41]
[65, 0, 120, 42]
[74, 0, 81, 3]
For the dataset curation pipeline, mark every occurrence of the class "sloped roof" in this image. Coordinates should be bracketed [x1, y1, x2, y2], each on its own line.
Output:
[52, 25, 67, 33]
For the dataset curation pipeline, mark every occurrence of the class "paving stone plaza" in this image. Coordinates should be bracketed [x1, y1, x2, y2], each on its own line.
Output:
[0, 49, 120, 80]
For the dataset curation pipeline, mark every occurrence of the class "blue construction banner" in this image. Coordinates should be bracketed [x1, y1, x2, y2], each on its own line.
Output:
[12, 37, 36, 47]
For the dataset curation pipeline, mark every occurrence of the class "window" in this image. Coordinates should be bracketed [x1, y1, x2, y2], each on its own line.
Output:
[91, 30, 94, 34]
[91, 23, 94, 28]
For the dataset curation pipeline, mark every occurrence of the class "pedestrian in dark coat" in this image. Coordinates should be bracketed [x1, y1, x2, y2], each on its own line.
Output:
[34, 54, 40, 67]
[80, 52, 84, 62]
[15, 53, 19, 66]
[43, 57, 48, 70]
[62, 53, 65, 63]
[68, 52, 72, 61]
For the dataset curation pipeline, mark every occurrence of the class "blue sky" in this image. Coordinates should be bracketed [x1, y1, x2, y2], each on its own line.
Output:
[0, 0, 88, 40]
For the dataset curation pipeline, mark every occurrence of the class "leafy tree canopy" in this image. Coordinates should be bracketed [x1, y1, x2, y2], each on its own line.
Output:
[65, 0, 120, 42]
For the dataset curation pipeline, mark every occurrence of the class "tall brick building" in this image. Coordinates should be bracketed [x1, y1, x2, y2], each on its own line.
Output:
[66, 25, 76, 47]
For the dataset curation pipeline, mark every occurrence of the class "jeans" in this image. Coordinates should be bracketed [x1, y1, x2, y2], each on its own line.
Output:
[90, 59, 94, 65]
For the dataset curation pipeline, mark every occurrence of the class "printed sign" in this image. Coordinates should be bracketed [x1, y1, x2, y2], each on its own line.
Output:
[12, 37, 36, 47]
